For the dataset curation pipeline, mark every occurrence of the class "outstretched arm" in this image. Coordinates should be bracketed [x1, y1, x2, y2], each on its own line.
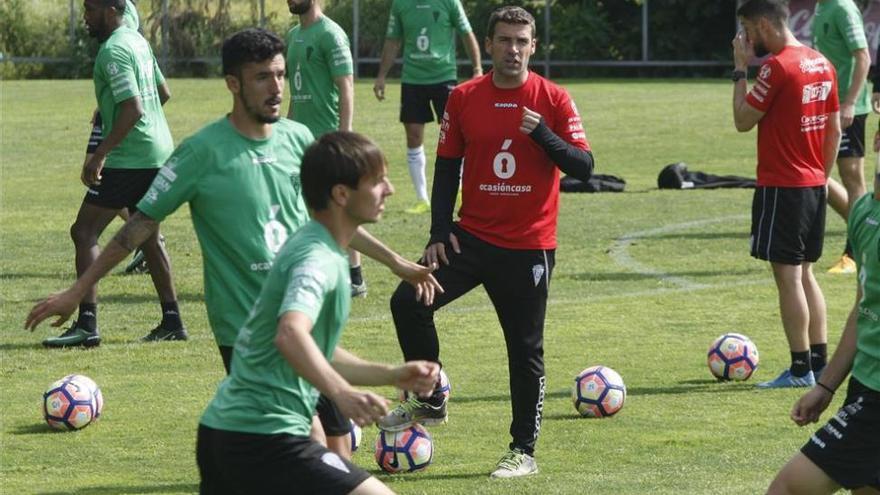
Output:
[25, 212, 160, 330]
[349, 227, 442, 304]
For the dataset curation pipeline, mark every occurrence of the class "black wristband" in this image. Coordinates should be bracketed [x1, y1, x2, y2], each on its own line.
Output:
[816, 381, 835, 395]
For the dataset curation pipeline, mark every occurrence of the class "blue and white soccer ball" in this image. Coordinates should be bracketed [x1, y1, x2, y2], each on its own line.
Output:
[375, 424, 433, 473]
[43, 374, 103, 430]
[572, 365, 626, 418]
[707, 333, 759, 381]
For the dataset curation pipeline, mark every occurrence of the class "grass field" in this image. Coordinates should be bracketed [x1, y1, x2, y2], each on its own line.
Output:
[1, 78, 873, 495]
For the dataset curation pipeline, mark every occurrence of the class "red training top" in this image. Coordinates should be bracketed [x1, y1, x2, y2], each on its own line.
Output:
[745, 44, 839, 187]
[438, 71, 590, 250]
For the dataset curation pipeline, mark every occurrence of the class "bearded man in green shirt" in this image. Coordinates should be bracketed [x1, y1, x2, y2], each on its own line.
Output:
[26, 28, 440, 376]
[43, 0, 185, 349]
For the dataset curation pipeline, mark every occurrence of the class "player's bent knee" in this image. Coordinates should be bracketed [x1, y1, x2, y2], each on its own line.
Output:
[390, 282, 420, 314]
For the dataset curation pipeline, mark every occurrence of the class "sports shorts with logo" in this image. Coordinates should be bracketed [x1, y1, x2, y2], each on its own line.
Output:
[196, 424, 370, 495]
[400, 80, 456, 124]
[750, 186, 826, 265]
[839, 113, 867, 159]
[83, 168, 159, 212]
[801, 377, 880, 490]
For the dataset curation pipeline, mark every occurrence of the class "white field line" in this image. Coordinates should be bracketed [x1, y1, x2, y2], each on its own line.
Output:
[607, 215, 750, 290]
[349, 215, 767, 324]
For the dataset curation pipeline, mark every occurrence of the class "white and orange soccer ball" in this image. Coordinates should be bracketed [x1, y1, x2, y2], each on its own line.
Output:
[707, 333, 759, 381]
[375, 424, 433, 473]
[572, 365, 626, 418]
[43, 374, 103, 431]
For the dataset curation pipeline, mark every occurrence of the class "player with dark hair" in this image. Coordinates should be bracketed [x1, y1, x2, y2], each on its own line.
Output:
[26, 28, 441, 374]
[732, 0, 840, 389]
[374, 0, 482, 214]
[766, 173, 880, 494]
[41, 0, 184, 348]
[378, 5, 594, 478]
[197, 131, 439, 495]
[812, 0, 872, 276]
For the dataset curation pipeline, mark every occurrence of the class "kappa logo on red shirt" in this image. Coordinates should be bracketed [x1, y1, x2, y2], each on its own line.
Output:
[801, 82, 833, 104]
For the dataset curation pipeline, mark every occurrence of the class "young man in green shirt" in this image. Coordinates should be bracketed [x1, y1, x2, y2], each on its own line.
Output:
[374, 0, 482, 214]
[197, 131, 437, 495]
[285, 0, 369, 300]
[766, 175, 880, 494]
[26, 28, 440, 375]
[813, 0, 872, 276]
[44, 0, 184, 348]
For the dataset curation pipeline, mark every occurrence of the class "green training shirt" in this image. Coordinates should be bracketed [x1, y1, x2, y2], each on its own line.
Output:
[286, 16, 353, 137]
[846, 192, 880, 392]
[385, 0, 472, 84]
[123, 0, 139, 30]
[93, 26, 172, 169]
[812, 0, 871, 115]
[137, 117, 314, 347]
[200, 220, 351, 436]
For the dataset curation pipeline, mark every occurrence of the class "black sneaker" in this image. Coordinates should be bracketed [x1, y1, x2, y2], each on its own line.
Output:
[123, 249, 148, 274]
[43, 326, 101, 348]
[141, 326, 188, 342]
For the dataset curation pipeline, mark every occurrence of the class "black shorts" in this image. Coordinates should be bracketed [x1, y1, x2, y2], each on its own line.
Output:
[83, 168, 158, 211]
[400, 80, 456, 124]
[839, 113, 867, 158]
[801, 377, 880, 490]
[86, 112, 103, 154]
[196, 424, 370, 495]
[750, 186, 826, 265]
[316, 394, 351, 437]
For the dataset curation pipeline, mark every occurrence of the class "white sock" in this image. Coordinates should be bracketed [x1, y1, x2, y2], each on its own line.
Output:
[407, 146, 428, 202]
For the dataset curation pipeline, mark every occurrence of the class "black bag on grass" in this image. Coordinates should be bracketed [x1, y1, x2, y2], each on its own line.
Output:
[657, 162, 755, 190]
[560, 174, 626, 193]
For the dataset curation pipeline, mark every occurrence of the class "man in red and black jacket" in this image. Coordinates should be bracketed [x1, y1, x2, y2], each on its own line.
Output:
[377, 5, 593, 479]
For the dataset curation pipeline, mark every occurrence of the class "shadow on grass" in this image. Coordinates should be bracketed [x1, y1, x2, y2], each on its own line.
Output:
[451, 390, 569, 404]
[1, 272, 75, 281]
[375, 470, 488, 481]
[559, 269, 760, 282]
[627, 379, 758, 396]
[89, 293, 205, 304]
[9, 423, 65, 435]
[647, 231, 750, 241]
[0, 341, 48, 352]
[38, 483, 198, 494]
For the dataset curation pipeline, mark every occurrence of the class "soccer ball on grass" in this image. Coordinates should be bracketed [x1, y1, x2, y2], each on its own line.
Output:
[43, 374, 103, 431]
[572, 365, 626, 418]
